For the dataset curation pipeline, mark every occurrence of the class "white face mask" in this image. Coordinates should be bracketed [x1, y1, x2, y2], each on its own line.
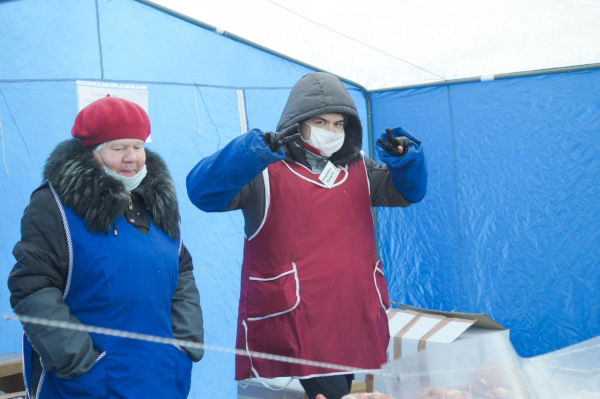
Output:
[103, 164, 147, 191]
[301, 124, 345, 158]
[96, 145, 148, 191]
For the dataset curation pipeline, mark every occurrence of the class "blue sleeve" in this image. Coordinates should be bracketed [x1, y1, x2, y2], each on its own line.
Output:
[375, 127, 427, 203]
[186, 129, 284, 212]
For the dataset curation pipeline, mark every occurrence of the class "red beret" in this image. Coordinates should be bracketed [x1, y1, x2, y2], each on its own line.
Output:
[71, 95, 151, 146]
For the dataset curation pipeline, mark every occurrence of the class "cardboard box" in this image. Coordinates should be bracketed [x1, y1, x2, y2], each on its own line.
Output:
[0, 353, 25, 399]
[387, 302, 507, 360]
[373, 303, 508, 393]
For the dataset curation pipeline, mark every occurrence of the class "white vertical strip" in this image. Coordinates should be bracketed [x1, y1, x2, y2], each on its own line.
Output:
[47, 182, 74, 300]
[247, 169, 270, 241]
[0, 114, 8, 174]
[237, 89, 248, 135]
[22, 334, 29, 398]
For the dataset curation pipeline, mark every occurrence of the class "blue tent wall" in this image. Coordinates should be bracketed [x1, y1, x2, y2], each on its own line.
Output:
[0, 1, 369, 398]
[371, 69, 600, 357]
[0, 1, 372, 397]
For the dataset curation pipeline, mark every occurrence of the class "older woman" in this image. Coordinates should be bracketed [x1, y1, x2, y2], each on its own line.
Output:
[8, 95, 203, 399]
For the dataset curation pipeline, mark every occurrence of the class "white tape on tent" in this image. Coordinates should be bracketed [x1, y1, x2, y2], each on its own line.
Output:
[237, 89, 248, 135]
[0, 114, 7, 174]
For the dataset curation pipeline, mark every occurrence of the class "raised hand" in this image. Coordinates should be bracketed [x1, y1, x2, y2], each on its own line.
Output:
[262, 123, 301, 152]
[377, 127, 410, 157]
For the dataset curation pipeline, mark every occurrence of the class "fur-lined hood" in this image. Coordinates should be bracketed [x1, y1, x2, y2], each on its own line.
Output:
[43, 139, 179, 239]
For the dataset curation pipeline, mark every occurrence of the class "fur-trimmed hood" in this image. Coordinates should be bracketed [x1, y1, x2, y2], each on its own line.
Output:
[43, 139, 179, 239]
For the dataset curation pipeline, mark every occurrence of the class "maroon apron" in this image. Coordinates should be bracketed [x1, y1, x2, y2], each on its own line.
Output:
[235, 159, 390, 380]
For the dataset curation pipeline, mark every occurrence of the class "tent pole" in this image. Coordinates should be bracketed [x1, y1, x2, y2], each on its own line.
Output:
[365, 92, 380, 258]
[371, 63, 600, 93]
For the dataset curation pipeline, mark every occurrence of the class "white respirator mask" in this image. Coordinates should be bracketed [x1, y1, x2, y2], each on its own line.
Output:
[103, 164, 147, 191]
[301, 124, 345, 158]
[96, 144, 147, 191]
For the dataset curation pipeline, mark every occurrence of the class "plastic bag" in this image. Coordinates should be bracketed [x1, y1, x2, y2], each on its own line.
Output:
[381, 330, 600, 398]
[523, 334, 600, 398]
[381, 332, 532, 399]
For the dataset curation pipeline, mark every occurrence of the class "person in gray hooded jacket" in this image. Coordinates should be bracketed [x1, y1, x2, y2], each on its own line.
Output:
[187, 72, 426, 399]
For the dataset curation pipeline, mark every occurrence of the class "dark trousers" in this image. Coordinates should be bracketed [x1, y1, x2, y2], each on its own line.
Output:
[299, 374, 354, 399]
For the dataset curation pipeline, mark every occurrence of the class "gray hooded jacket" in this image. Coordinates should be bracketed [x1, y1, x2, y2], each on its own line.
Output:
[224, 72, 410, 238]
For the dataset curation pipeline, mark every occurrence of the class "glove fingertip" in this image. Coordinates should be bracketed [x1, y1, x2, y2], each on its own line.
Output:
[386, 128, 394, 142]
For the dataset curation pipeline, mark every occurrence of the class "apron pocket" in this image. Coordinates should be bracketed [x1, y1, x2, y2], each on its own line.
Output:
[374, 260, 390, 310]
[47, 351, 108, 398]
[247, 262, 300, 320]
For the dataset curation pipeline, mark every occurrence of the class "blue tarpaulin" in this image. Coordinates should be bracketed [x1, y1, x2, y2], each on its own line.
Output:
[372, 71, 600, 357]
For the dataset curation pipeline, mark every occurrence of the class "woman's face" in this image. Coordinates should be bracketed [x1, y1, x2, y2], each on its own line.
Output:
[97, 139, 146, 176]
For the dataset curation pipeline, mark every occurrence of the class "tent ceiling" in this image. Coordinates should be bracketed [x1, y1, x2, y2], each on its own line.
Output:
[147, 0, 600, 91]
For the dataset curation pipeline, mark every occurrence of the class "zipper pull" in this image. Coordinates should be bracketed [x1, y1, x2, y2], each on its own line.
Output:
[128, 192, 133, 211]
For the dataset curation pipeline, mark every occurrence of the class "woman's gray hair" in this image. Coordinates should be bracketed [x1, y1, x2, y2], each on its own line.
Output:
[93, 142, 107, 167]
[94, 142, 107, 153]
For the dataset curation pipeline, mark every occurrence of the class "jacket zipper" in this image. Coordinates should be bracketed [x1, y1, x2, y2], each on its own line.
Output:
[114, 193, 133, 236]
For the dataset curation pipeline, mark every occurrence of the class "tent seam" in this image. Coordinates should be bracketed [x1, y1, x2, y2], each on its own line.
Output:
[0, 78, 300, 90]
[241, 89, 250, 132]
[95, 0, 105, 80]
[265, 0, 445, 81]
[0, 89, 30, 156]
[197, 88, 221, 151]
[446, 86, 462, 312]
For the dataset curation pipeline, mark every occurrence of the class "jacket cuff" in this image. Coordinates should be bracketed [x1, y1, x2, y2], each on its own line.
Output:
[15, 287, 98, 379]
[375, 130, 427, 203]
[186, 129, 283, 212]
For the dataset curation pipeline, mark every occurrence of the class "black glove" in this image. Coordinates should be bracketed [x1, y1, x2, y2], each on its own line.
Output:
[262, 123, 301, 153]
[377, 127, 410, 157]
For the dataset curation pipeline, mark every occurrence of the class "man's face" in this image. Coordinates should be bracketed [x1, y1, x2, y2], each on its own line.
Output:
[298, 114, 344, 140]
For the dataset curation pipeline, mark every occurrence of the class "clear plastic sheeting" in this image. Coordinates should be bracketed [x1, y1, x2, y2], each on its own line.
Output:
[383, 332, 532, 399]
[524, 336, 600, 399]
[382, 332, 600, 399]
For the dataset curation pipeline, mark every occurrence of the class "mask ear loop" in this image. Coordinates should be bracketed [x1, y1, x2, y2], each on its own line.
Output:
[94, 143, 107, 167]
